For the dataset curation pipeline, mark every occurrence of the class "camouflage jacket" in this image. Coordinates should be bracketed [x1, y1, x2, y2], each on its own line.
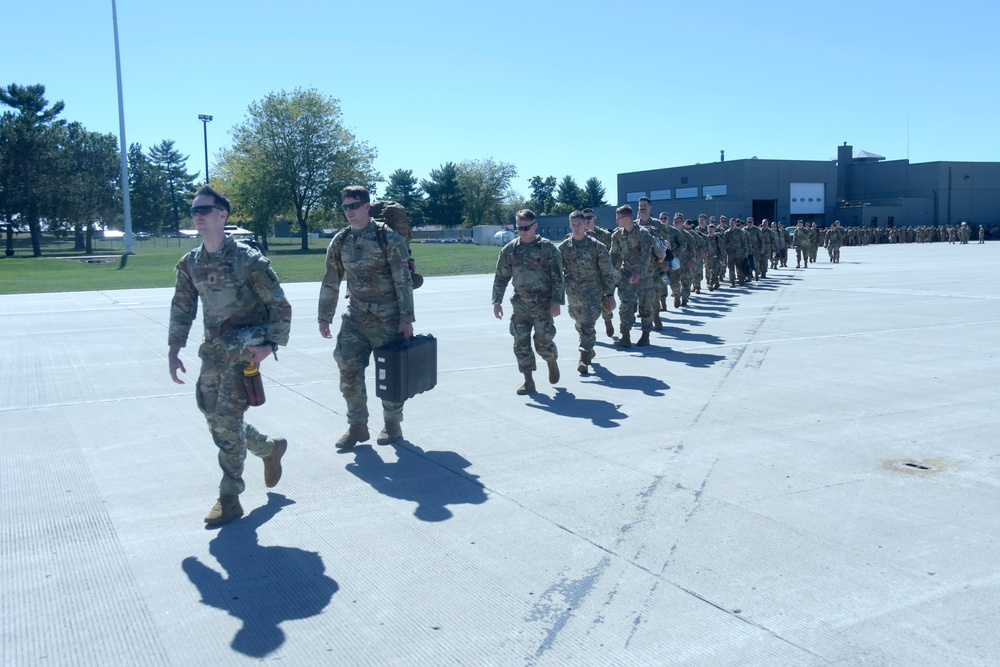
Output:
[706, 233, 727, 261]
[318, 219, 414, 324]
[611, 224, 665, 278]
[664, 225, 689, 259]
[492, 236, 565, 305]
[169, 235, 291, 348]
[724, 227, 750, 256]
[745, 226, 764, 254]
[825, 227, 846, 247]
[587, 225, 613, 248]
[793, 227, 812, 248]
[558, 234, 617, 301]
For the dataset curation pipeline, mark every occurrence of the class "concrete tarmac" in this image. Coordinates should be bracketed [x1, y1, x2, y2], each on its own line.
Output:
[2, 242, 998, 666]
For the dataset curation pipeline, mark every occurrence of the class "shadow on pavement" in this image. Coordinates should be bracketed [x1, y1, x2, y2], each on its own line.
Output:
[526, 386, 626, 428]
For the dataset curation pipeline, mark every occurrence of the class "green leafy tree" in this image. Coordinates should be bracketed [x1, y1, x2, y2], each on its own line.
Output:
[226, 88, 379, 251]
[51, 123, 120, 253]
[457, 157, 517, 228]
[556, 175, 585, 210]
[527, 175, 557, 215]
[128, 143, 167, 235]
[582, 177, 608, 208]
[384, 168, 425, 227]
[421, 162, 464, 228]
[150, 140, 199, 235]
[0, 83, 66, 256]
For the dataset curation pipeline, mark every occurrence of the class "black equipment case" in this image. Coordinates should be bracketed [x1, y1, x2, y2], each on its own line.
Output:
[374, 334, 438, 402]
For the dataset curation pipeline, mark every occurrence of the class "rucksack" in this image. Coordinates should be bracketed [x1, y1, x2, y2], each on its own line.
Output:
[332, 200, 423, 288]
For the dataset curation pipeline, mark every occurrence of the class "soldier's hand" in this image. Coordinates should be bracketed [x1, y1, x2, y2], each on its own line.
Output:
[550, 302, 561, 318]
[169, 354, 186, 385]
[493, 303, 504, 320]
[319, 321, 332, 339]
[399, 322, 414, 340]
[246, 344, 272, 364]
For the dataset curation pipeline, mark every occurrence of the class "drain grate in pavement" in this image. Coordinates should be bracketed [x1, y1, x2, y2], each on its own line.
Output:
[879, 458, 957, 475]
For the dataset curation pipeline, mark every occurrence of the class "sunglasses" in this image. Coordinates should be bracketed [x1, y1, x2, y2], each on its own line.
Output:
[189, 205, 221, 217]
[517, 223, 535, 231]
[583, 215, 596, 220]
[342, 201, 366, 212]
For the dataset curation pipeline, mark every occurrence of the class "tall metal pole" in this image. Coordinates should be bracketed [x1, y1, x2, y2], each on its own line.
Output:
[198, 114, 213, 184]
[111, 0, 134, 255]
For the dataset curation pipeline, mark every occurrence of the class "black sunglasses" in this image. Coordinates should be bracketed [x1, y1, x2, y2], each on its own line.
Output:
[342, 201, 366, 212]
[189, 205, 221, 217]
[583, 215, 596, 220]
[517, 223, 535, 231]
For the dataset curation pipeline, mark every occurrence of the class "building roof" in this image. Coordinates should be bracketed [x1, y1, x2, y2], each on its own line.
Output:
[853, 150, 885, 161]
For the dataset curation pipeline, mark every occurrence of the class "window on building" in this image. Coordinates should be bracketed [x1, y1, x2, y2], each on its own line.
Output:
[626, 191, 645, 202]
[650, 189, 671, 200]
[681, 177, 688, 185]
[676, 187, 698, 199]
[703, 185, 727, 197]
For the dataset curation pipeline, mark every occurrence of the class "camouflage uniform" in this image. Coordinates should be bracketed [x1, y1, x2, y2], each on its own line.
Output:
[558, 234, 616, 362]
[724, 225, 750, 285]
[705, 232, 727, 289]
[745, 223, 764, 280]
[825, 226, 846, 262]
[664, 224, 689, 304]
[809, 225, 820, 262]
[169, 236, 292, 496]
[639, 219, 671, 310]
[588, 226, 616, 329]
[610, 225, 665, 333]
[492, 236, 564, 372]
[318, 219, 415, 427]
[756, 226, 772, 278]
[793, 226, 812, 267]
[690, 227, 708, 293]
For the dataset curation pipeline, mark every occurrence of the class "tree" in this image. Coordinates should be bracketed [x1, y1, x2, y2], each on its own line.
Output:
[556, 175, 585, 211]
[421, 162, 464, 228]
[582, 177, 608, 208]
[0, 83, 66, 257]
[128, 143, 167, 235]
[51, 123, 120, 253]
[226, 88, 379, 251]
[527, 175, 557, 215]
[384, 168, 425, 227]
[150, 140, 199, 235]
[456, 157, 517, 228]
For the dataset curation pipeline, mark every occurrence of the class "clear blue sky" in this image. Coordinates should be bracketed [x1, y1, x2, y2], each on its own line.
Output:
[4, 0, 998, 205]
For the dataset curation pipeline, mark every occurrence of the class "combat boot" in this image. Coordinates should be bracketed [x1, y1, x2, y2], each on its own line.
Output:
[377, 421, 402, 445]
[681, 296, 688, 306]
[614, 332, 632, 348]
[636, 331, 651, 347]
[604, 317, 615, 338]
[263, 437, 287, 488]
[336, 423, 370, 449]
[204, 494, 243, 526]
[547, 360, 560, 384]
[577, 351, 589, 376]
[516, 371, 535, 395]
[673, 294, 681, 309]
[652, 311, 662, 330]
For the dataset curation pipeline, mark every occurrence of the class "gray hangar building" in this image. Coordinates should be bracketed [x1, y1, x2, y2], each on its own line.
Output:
[614, 143, 1000, 229]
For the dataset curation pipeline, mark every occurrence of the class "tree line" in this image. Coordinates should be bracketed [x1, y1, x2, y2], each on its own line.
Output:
[2, 83, 608, 257]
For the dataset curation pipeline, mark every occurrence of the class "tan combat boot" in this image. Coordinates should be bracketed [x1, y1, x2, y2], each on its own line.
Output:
[673, 294, 681, 309]
[604, 317, 615, 338]
[652, 311, 662, 330]
[516, 371, 535, 395]
[377, 421, 403, 445]
[263, 437, 287, 488]
[636, 331, 651, 347]
[204, 494, 243, 526]
[614, 332, 631, 348]
[336, 423, 370, 449]
[547, 360, 560, 384]
[577, 351, 589, 376]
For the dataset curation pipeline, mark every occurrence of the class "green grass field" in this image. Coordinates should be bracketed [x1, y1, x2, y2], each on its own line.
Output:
[0, 235, 500, 295]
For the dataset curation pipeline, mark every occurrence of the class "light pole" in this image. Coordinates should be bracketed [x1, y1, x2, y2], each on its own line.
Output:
[198, 114, 213, 183]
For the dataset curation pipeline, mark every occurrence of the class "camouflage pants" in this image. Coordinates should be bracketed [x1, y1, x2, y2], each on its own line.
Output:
[756, 251, 768, 277]
[567, 292, 602, 355]
[706, 257, 723, 286]
[693, 258, 704, 290]
[680, 261, 694, 299]
[509, 298, 558, 372]
[796, 246, 810, 266]
[666, 267, 682, 298]
[809, 244, 818, 262]
[617, 278, 655, 333]
[727, 254, 748, 284]
[829, 244, 842, 262]
[196, 351, 275, 496]
[334, 309, 404, 426]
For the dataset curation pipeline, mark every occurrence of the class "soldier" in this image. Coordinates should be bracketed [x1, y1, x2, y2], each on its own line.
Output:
[319, 185, 415, 449]
[168, 185, 292, 526]
[979, 224, 986, 244]
[825, 220, 846, 263]
[809, 222, 821, 263]
[757, 218, 773, 277]
[559, 211, 617, 375]
[658, 212, 686, 309]
[611, 205, 665, 348]
[793, 220, 812, 268]
[724, 218, 750, 286]
[705, 223, 726, 290]
[636, 197, 669, 328]
[745, 217, 764, 280]
[582, 208, 616, 338]
[691, 214, 709, 293]
[492, 209, 564, 395]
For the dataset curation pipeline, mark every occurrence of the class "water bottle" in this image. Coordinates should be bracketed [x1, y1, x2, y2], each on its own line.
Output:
[243, 362, 266, 406]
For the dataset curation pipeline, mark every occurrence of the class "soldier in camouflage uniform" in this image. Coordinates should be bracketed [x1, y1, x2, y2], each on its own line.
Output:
[559, 211, 617, 375]
[611, 205, 665, 348]
[169, 186, 292, 526]
[745, 217, 763, 281]
[493, 209, 564, 395]
[660, 212, 689, 308]
[319, 186, 415, 449]
[793, 220, 812, 268]
[673, 214, 697, 303]
[705, 223, 727, 290]
[809, 222, 821, 263]
[636, 198, 669, 327]
[724, 218, 751, 286]
[690, 214, 709, 294]
[582, 208, 616, 338]
[825, 220, 846, 262]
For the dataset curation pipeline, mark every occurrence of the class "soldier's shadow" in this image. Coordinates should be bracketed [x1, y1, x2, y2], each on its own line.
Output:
[641, 346, 727, 369]
[587, 363, 671, 396]
[346, 442, 487, 522]
[656, 326, 724, 345]
[527, 386, 626, 428]
[182, 493, 338, 658]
